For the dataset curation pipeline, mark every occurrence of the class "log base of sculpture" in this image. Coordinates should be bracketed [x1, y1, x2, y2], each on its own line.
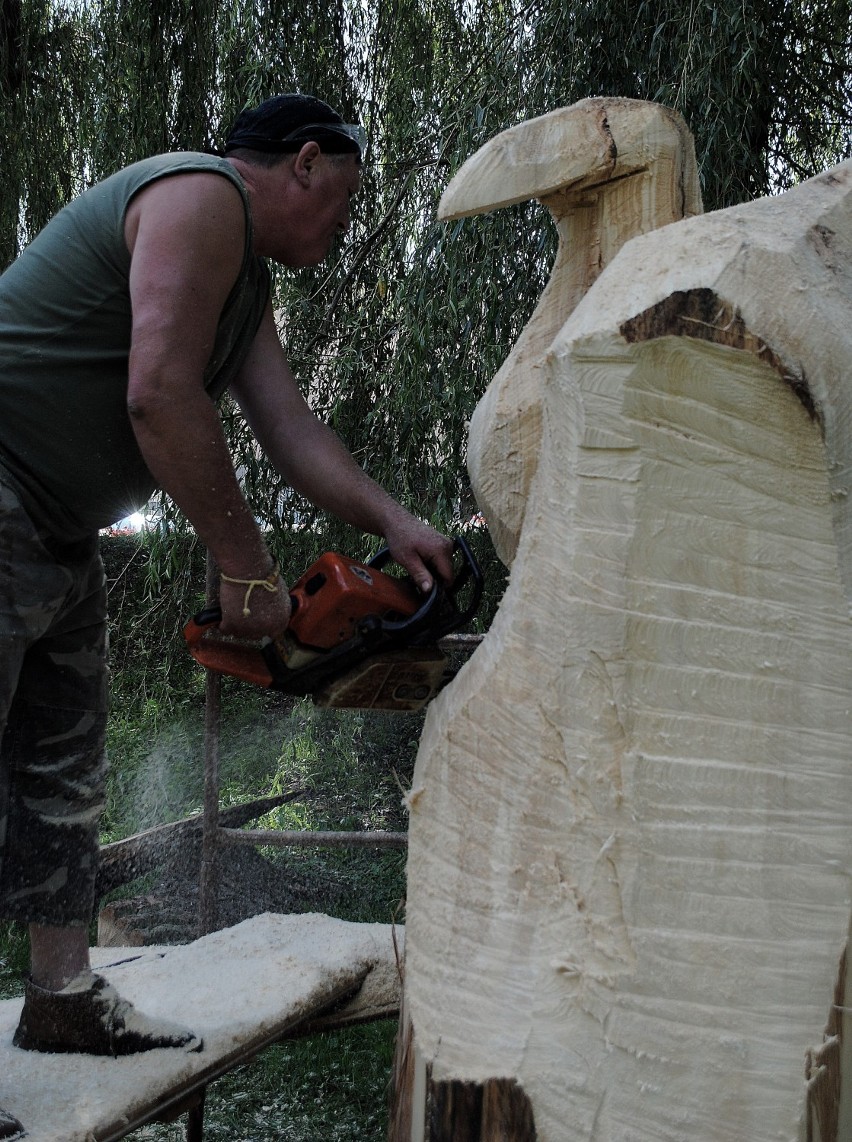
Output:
[427, 1078, 537, 1140]
[390, 1009, 538, 1141]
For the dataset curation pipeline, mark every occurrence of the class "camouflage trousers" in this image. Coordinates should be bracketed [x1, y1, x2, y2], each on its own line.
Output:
[0, 476, 108, 927]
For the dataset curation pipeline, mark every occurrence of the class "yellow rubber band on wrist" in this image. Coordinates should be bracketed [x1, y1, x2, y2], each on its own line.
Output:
[220, 563, 280, 617]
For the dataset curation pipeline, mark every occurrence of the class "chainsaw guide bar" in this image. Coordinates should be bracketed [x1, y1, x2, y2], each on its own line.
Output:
[183, 537, 483, 712]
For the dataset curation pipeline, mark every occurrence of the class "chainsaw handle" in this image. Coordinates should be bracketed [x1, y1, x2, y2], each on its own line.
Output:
[185, 589, 301, 643]
[444, 535, 484, 628]
[369, 535, 479, 593]
[372, 577, 439, 639]
[364, 547, 438, 639]
[182, 605, 279, 689]
[183, 605, 223, 647]
[369, 535, 483, 639]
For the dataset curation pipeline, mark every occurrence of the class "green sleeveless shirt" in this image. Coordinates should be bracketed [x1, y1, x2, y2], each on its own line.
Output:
[0, 153, 270, 538]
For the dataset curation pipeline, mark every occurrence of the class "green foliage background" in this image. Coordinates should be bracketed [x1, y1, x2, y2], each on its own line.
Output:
[1, 0, 851, 681]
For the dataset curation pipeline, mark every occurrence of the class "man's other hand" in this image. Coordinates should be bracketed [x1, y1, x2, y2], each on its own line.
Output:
[384, 517, 456, 595]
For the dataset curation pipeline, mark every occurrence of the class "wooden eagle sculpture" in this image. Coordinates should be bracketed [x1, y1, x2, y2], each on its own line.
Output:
[394, 98, 852, 1142]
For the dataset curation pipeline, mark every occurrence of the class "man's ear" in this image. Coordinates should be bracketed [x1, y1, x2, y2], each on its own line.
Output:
[293, 141, 322, 187]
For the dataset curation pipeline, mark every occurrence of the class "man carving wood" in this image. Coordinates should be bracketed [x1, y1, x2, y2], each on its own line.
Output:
[0, 93, 452, 1140]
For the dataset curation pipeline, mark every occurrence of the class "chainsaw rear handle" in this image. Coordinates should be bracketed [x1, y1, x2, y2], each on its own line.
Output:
[183, 601, 294, 641]
[181, 607, 278, 688]
[183, 603, 227, 643]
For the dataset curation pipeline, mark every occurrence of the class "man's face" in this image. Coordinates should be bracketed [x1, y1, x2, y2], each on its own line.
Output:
[278, 151, 362, 267]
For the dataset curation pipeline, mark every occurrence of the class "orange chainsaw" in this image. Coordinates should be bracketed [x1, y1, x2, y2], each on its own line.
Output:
[183, 537, 482, 712]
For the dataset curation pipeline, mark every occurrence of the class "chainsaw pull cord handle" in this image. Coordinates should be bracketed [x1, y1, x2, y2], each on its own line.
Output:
[219, 563, 281, 617]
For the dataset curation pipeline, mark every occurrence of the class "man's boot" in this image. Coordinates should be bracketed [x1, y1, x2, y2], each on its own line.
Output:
[12, 971, 202, 1056]
[0, 1105, 25, 1140]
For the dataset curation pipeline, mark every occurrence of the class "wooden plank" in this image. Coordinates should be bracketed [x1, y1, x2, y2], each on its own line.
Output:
[95, 791, 305, 897]
[0, 913, 400, 1141]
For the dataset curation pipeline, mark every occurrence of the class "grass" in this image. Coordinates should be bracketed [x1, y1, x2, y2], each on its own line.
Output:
[127, 1024, 398, 1142]
[1, 685, 423, 1139]
[0, 921, 29, 1000]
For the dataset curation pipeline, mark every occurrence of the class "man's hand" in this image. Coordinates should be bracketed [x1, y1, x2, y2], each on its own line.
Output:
[217, 571, 292, 639]
[383, 515, 455, 595]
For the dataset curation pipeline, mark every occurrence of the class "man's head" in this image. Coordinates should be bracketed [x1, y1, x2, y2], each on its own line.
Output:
[224, 93, 365, 167]
[224, 94, 364, 267]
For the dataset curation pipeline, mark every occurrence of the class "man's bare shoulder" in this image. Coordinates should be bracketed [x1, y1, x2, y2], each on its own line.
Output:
[125, 168, 246, 255]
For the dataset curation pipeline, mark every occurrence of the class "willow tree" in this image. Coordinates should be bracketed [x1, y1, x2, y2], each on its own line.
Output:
[0, 0, 849, 629]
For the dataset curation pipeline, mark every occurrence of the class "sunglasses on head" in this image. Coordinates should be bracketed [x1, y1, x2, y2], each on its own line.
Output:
[280, 122, 367, 157]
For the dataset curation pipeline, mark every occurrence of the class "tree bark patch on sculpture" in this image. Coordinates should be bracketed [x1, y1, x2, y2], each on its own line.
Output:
[620, 288, 816, 421]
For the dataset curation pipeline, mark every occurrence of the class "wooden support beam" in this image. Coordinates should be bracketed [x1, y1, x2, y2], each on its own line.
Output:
[95, 792, 305, 897]
[217, 826, 407, 849]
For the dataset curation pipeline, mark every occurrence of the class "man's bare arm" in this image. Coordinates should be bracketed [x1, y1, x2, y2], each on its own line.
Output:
[230, 304, 454, 592]
[124, 173, 290, 636]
